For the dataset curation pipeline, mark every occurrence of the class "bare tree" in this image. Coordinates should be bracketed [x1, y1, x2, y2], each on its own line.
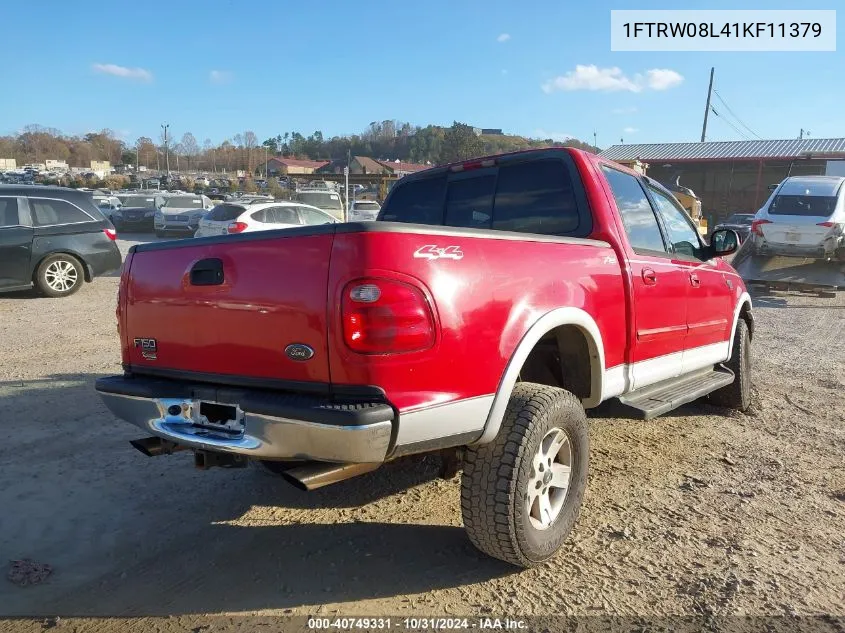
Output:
[181, 132, 199, 172]
[243, 131, 257, 173]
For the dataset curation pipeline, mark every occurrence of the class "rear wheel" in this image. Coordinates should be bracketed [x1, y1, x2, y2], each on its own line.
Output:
[708, 319, 751, 411]
[461, 383, 589, 568]
[35, 254, 84, 298]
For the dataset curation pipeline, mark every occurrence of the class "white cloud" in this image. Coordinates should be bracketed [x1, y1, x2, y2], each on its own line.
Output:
[497, 33, 511, 43]
[209, 70, 233, 84]
[534, 129, 574, 142]
[623, 127, 639, 134]
[541, 64, 684, 94]
[612, 106, 638, 115]
[92, 63, 152, 82]
[644, 68, 684, 90]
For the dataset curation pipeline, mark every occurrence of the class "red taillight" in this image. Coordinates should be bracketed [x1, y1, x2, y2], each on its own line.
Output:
[342, 279, 435, 354]
[450, 158, 496, 173]
[227, 221, 248, 234]
[817, 221, 835, 228]
[751, 219, 771, 236]
[104, 228, 117, 240]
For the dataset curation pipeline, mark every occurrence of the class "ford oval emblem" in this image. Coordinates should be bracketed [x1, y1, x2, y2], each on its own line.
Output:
[285, 343, 315, 361]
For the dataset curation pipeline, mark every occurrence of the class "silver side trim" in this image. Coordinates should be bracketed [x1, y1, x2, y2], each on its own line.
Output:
[98, 392, 392, 463]
[394, 395, 495, 447]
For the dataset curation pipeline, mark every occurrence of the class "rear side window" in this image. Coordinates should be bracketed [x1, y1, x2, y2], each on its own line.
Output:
[0, 198, 21, 226]
[601, 166, 667, 254]
[769, 194, 837, 217]
[298, 206, 334, 225]
[270, 206, 299, 224]
[493, 160, 580, 234]
[29, 198, 94, 226]
[381, 157, 586, 236]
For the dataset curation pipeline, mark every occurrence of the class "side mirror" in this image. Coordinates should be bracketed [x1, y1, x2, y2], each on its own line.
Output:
[710, 228, 739, 257]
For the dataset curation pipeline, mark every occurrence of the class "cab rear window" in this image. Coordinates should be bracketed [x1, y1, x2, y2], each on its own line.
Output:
[380, 156, 590, 237]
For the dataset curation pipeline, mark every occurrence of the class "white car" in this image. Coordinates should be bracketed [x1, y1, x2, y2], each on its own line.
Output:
[752, 176, 845, 259]
[154, 194, 214, 237]
[194, 201, 337, 237]
[294, 190, 345, 220]
[349, 200, 381, 221]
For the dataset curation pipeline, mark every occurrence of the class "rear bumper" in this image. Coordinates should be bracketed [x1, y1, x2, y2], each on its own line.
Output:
[86, 242, 123, 278]
[95, 375, 395, 463]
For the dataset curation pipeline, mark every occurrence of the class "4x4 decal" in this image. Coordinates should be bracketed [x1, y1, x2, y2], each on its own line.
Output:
[413, 245, 464, 261]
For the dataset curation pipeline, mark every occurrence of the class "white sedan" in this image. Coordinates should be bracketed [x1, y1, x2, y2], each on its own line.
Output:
[752, 176, 845, 259]
[194, 201, 337, 237]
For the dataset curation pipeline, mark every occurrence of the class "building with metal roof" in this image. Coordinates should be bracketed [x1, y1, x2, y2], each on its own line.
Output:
[600, 138, 845, 162]
[599, 138, 845, 224]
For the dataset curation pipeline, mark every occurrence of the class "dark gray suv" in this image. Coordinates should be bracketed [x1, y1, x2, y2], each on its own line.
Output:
[0, 185, 122, 297]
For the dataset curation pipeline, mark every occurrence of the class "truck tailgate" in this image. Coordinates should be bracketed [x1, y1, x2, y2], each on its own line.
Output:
[124, 232, 333, 384]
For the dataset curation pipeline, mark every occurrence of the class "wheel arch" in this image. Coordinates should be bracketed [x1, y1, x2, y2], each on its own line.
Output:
[474, 307, 605, 445]
[728, 292, 753, 361]
[32, 250, 92, 283]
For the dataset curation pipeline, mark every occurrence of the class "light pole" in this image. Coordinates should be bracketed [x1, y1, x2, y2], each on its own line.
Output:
[161, 123, 170, 176]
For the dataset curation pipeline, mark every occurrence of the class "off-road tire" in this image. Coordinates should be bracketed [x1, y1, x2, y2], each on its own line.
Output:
[35, 254, 84, 298]
[461, 382, 589, 568]
[708, 318, 751, 411]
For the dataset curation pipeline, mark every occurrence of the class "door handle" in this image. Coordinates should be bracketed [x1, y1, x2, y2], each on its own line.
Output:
[190, 258, 224, 286]
[642, 268, 657, 285]
[689, 273, 701, 288]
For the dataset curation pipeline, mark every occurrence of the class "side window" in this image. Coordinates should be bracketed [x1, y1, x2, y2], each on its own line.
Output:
[444, 174, 495, 229]
[648, 187, 703, 259]
[0, 198, 21, 227]
[273, 206, 299, 224]
[601, 167, 668, 255]
[250, 209, 269, 223]
[298, 206, 334, 225]
[492, 159, 580, 234]
[29, 198, 93, 226]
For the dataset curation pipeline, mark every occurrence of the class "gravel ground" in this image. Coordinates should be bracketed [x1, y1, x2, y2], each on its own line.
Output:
[0, 234, 843, 627]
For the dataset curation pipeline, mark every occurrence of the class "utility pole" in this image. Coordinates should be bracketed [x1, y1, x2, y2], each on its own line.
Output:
[593, 131, 597, 150]
[265, 145, 268, 179]
[700, 67, 715, 143]
[345, 148, 351, 222]
[161, 123, 170, 176]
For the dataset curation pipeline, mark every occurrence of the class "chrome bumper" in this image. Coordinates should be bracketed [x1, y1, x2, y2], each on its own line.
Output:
[97, 383, 393, 463]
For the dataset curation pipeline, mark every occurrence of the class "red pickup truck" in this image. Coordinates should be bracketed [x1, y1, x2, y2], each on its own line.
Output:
[97, 148, 753, 568]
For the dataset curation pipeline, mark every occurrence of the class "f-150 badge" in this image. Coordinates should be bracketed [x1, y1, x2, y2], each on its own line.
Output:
[133, 338, 157, 361]
[414, 245, 464, 260]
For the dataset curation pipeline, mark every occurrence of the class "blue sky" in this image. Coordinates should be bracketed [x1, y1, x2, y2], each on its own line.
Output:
[2, 0, 842, 148]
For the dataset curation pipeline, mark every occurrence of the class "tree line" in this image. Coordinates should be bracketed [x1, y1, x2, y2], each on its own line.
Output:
[0, 121, 598, 173]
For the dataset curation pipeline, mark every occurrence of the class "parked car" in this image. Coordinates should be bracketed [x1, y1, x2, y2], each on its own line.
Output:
[154, 194, 214, 237]
[293, 189, 344, 220]
[712, 213, 755, 244]
[194, 201, 337, 237]
[348, 199, 381, 222]
[93, 194, 122, 217]
[96, 148, 751, 568]
[0, 185, 121, 297]
[751, 176, 845, 259]
[112, 194, 166, 232]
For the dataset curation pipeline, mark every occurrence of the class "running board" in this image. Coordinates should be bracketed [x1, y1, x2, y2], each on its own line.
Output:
[617, 367, 735, 420]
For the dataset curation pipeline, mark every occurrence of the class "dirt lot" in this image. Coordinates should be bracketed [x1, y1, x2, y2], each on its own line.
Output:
[1, 234, 843, 626]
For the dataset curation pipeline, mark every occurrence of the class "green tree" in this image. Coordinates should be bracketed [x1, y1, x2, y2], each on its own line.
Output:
[440, 122, 483, 163]
[242, 178, 258, 193]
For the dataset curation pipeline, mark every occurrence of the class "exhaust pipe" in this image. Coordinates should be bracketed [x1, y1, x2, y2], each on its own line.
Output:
[130, 437, 187, 457]
[281, 462, 381, 491]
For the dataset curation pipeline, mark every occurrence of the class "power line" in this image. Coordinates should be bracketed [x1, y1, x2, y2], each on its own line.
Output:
[710, 106, 751, 141]
[712, 90, 763, 140]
